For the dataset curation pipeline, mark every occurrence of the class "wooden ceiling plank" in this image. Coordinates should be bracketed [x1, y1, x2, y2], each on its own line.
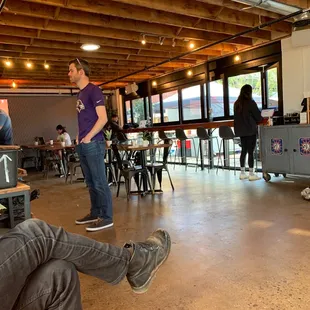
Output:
[23, 0, 291, 33]
[6, 0, 271, 41]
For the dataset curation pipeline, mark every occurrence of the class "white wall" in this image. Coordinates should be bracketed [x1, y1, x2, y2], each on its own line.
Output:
[282, 31, 310, 114]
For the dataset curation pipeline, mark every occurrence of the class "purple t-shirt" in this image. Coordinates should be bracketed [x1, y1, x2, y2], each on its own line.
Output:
[76, 83, 105, 141]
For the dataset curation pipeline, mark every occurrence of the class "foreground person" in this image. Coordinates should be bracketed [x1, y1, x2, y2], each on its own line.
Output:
[0, 219, 171, 310]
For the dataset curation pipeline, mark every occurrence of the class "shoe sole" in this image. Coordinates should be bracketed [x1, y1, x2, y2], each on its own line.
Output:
[75, 219, 98, 225]
[86, 223, 114, 232]
[249, 178, 261, 181]
[131, 229, 171, 294]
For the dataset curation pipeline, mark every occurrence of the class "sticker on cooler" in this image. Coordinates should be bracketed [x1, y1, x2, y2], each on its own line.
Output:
[299, 138, 310, 156]
[271, 138, 283, 155]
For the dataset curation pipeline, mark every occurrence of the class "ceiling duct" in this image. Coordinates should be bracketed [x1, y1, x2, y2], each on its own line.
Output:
[232, 0, 301, 15]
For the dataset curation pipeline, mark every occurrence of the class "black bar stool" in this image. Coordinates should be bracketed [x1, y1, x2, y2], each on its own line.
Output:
[196, 127, 220, 172]
[216, 126, 237, 175]
[174, 128, 196, 170]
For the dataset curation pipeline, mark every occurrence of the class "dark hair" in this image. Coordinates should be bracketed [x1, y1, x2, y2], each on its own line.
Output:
[234, 84, 253, 113]
[68, 58, 90, 77]
[56, 124, 66, 133]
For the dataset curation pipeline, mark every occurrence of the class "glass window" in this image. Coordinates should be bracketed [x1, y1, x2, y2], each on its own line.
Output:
[267, 67, 278, 110]
[151, 94, 161, 124]
[182, 85, 201, 121]
[125, 100, 131, 123]
[132, 98, 145, 124]
[209, 80, 224, 118]
[228, 72, 262, 115]
[162, 90, 179, 122]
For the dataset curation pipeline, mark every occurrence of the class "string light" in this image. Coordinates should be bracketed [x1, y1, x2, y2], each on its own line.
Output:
[187, 70, 193, 77]
[152, 81, 157, 87]
[12, 81, 17, 88]
[44, 62, 50, 69]
[141, 34, 146, 45]
[234, 55, 241, 62]
[4, 59, 12, 67]
[189, 42, 195, 49]
[26, 61, 33, 69]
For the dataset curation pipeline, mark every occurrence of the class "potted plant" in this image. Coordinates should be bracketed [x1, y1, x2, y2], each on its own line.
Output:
[34, 137, 40, 146]
[142, 131, 152, 147]
[104, 129, 113, 147]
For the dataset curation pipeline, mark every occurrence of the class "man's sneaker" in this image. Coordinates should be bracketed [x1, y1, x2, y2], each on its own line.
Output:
[239, 173, 248, 180]
[125, 229, 171, 294]
[75, 214, 98, 225]
[249, 174, 261, 181]
[86, 218, 113, 232]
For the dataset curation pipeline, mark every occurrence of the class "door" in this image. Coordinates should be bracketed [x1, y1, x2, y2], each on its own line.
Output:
[260, 126, 290, 173]
[290, 126, 310, 175]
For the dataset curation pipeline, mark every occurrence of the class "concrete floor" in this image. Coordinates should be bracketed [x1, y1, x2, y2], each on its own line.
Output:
[23, 167, 310, 310]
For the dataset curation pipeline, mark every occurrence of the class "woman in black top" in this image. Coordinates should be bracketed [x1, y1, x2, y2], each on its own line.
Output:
[234, 84, 263, 181]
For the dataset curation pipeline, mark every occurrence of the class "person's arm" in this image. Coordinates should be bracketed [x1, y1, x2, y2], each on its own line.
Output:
[0, 113, 5, 130]
[80, 87, 107, 143]
[249, 101, 263, 123]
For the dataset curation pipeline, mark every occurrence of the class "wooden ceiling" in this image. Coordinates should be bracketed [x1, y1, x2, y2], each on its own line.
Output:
[0, 0, 307, 89]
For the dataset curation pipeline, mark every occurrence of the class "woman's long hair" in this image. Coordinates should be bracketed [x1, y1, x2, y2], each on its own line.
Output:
[234, 84, 253, 114]
[56, 124, 67, 134]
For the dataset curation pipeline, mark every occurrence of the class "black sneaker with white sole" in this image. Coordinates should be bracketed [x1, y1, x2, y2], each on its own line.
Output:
[86, 218, 114, 232]
[125, 229, 171, 294]
[75, 214, 98, 225]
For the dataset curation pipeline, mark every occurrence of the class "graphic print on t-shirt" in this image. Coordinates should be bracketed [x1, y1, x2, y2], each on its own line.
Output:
[76, 99, 85, 113]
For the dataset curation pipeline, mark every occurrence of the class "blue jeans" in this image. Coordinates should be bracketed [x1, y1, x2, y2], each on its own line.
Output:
[0, 219, 130, 310]
[76, 140, 113, 220]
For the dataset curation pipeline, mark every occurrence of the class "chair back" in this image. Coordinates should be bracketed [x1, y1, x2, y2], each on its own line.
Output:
[162, 139, 173, 165]
[158, 131, 169, 140]
[219, 126, 235, 140]
[197, 127, 211, 140]
[111, 143, 124, 171]
[175, 128, 187, 141]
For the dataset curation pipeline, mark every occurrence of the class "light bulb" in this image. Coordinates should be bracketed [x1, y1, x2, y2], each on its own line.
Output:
[234, 55, 241, 62]
[44, 63, 50, 69]
[187, 70, 193, 77]
[5, 60, 12, 67]
[26, 61, 32, 68]
[189, 43, 195, 49]
[152, 81, 157, 87]
[12, 81, 17, 88]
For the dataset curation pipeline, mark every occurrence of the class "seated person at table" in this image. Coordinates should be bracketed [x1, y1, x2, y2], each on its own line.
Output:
[104, 113, 123, 140]
[56, 124, 72, 146]
[0, 109, 13, 145]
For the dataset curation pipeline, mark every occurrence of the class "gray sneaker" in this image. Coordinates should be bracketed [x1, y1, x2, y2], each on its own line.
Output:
[86, 218, 113, 232]
[75, 214, 98, 225]
[125, 229, 171, 294]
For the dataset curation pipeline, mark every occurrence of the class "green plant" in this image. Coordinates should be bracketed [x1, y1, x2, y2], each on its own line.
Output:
[142, 131, 152, 142]
[59, 135, 65, 142]
[104, 129, 112, 141]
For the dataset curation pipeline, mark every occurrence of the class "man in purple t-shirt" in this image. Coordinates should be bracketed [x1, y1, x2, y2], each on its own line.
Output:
[68, 58, 113, 232]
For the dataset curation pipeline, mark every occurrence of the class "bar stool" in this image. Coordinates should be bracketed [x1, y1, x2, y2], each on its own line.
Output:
[174, 128, 196, 170]
[196, 127, 220, 172]
[216, 126, 237, 175]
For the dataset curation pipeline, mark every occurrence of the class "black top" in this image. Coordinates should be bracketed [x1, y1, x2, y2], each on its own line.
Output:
[233, 100, 263, 137]
[104, 120, 123, 139]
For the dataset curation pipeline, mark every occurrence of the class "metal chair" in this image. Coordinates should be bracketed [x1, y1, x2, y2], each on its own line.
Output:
[174, 128, 196, 170]
[146, 139, 174, 191]
[216, 126, 237, 175]
[196, 127, 220, 172]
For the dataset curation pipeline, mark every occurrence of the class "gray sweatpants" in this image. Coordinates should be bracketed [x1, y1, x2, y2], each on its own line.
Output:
[0, 219, 131, 310]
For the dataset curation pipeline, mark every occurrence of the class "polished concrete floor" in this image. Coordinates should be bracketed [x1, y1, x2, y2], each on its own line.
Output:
[23, 167, 310, 309]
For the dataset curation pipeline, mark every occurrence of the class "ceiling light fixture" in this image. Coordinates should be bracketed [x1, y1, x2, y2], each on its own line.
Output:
[172, 38, 176, 47]
[152, 81, 157, 87]
[187, 70, 193, 77]
[234, 54, 241, 62]
[4, 59, 12, 67]
[81, 43, 100, 51]
[44, 61, 50, 69]
[141, 34, 146, 45]
[159, 37, 165, 46]
[26, 61, 33, 69]
[12, 81, 17, 88]
[189, 42, 195, 49]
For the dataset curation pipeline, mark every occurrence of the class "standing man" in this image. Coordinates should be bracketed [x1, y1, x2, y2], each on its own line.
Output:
[68, 58, 113, 232]
[0, 109, 13, 145]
